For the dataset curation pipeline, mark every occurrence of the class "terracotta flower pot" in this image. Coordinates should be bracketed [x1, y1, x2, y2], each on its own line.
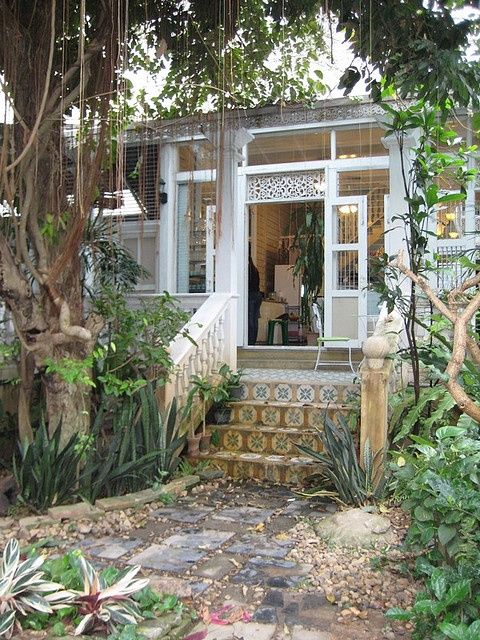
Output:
[199, 433, 211, 453]
[187, 434, 201, 457]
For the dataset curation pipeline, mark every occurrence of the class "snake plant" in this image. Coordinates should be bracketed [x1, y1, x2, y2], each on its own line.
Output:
[296, 413, 386, 506]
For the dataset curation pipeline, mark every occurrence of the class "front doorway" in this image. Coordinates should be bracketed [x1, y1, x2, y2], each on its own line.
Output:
[248, 201, 325, 346]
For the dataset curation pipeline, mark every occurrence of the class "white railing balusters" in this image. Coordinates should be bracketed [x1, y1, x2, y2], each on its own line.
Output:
[163, 293, 238, 414]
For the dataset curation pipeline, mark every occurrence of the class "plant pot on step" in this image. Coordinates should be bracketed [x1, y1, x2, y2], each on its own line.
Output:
[199, 432, 211, 453]
[229, 385, 243, 400]
[213, 405, 232, 424]
[187, 434, 201, 457]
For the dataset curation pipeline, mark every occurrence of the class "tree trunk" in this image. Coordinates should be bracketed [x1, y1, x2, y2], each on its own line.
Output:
[44, 371, 91, 446]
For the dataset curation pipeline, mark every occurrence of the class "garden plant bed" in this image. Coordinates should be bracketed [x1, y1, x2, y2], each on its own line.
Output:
[1, 476, 419, 640]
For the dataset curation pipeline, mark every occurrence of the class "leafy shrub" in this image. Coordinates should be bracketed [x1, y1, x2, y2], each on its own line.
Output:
[296, 413, 385, 506]
[0, 539, 72, 638]
[80, 387, 185, 502]
[388, 424, 480, 638]
[12, 421, 87, 513]
[71, 557, 148, 635]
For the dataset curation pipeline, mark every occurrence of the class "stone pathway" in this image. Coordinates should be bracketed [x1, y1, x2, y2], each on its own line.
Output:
[52, 478, 410, 640]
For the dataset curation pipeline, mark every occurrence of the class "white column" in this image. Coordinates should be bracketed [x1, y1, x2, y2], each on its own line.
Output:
[159, 142, 177, 292]
[381, 133, 418, 264]
[214, 127, 253, 294]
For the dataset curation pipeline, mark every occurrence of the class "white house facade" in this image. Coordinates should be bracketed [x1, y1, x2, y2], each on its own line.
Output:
[118, 97, 478, 350]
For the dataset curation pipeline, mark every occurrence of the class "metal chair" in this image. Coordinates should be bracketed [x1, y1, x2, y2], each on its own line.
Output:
[312, 302, 355, 374]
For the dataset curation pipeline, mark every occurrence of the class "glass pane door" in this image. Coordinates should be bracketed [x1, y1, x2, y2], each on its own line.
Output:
[324, 196, 367, 346]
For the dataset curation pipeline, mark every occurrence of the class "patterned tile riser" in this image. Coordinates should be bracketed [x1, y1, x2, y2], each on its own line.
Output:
[230, 403, 350, 429]
[239, 381, 360, 405]
[211, 425, 322, 456]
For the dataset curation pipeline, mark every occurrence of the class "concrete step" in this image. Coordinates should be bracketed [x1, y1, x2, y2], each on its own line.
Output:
[194, 450, 318, 485]
[238, 347, 363, 370]
[207, 423, 322, 456]
[225, 400, 350, 429]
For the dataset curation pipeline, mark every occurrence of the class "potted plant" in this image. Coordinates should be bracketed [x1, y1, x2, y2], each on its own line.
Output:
[182, 388, 202, 456]
[290, 203, 325, 330]
[218, 363, 244, 401]
[186, 375, 229, 453]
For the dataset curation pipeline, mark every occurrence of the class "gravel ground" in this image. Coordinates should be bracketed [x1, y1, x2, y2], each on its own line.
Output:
[1, 479, 421, 639]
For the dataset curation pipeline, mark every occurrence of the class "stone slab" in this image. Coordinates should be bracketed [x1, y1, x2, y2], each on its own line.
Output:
[193, 555, 239, 580]
[212, 506, 275, 524]
[291, 626, 333, 640]
[86, 537, 143, 560]
[95, 475, 200, 511]
[127, 543, 206, 573]
[47, 503, 104, 521]
[226, 534, 293, 558]
[18, 515, 55, 529]
[204, 622, 276, 640]
[163, 527, 234, 550]
[231, 556, 312, 588]
[151, 505, 214, 523]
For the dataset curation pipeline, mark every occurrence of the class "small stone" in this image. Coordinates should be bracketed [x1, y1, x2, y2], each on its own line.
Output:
[19, 515, 55, 529]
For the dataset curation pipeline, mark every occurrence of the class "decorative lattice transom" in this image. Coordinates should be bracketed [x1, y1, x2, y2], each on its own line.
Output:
[247, 171, 325, 202]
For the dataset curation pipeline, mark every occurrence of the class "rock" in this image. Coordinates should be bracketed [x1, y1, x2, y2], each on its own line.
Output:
[48, 503, 104, 521]
[19, 515, 56, 529]
[314, 508, 397, 548]
[96, 476, 200, 511]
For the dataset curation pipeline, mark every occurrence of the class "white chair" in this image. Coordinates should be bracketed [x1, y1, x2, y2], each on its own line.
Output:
[312, 302, 355, 374]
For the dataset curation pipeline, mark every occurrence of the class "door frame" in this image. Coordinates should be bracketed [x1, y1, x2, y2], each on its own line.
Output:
[324, 194, 368, 347]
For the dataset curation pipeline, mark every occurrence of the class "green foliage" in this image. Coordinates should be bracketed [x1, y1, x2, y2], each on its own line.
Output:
[93, 291, 190, 391]
[81, 387, 185, 502]
[389, 386, 457, 444]
[370, 101, 477, 410]
[0, 539, 73, 638]
[12, 422, 87, 513]
[70, 557, 148, 635]
[296, 413, 385, 506]
[290, 204, 324, 326]
[389, 426, 480, 638]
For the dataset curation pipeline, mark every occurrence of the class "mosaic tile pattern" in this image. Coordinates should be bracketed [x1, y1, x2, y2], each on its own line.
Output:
[202, 452, 315, 484]
[253, 383, 270, 400]
[318, 385, 338, 403]
[274, 384, 293, 402]
[296, 384, 314, 403]
[208, 424, 322, 456]
[261, 407, 281, 427]
[285, 407, 303, 427]
[242, 368, 356, 384]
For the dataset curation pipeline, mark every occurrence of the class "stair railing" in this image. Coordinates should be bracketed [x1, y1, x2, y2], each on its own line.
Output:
[160, 292, 238, 413]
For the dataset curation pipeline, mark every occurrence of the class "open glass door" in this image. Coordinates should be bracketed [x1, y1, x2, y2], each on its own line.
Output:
[324, 196, 367, 347]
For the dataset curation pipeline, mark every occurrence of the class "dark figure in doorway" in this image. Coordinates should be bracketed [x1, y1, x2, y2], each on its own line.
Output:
[248, 255, 262, 345]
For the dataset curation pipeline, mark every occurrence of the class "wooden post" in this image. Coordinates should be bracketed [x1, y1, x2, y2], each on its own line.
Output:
[360, 333, 396, 476]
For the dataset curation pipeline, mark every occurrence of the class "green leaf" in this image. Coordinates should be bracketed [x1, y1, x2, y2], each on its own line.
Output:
[439, 622, 470, 640]
[430, 569, 447, 600]
[445, 580, 471, 607]
[385, 607, 412, 621]
[437, 525, 457, 547]
[436, 426, 466, 440]
[414, 505, 433, 522]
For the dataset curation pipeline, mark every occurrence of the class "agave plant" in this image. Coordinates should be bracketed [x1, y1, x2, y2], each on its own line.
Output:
[72, 556, 149, 635]
[0, 539, 73, 638]
[296, 413, 386, 507]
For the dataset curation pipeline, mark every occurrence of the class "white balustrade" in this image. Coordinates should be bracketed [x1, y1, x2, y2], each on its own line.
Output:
[163, 293, 238, 410]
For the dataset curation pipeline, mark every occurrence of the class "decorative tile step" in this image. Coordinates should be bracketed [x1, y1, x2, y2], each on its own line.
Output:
[207, 423, 322, 456]
[194, 450, 318, 485]
[236, 376, 360, 404]
[226, 401, 350, 429]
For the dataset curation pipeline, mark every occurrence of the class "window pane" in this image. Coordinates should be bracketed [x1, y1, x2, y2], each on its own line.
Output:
[248, 130, 331, 165]
[335, 126, 386, 158]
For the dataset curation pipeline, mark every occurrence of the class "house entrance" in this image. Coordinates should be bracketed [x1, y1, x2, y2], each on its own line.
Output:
[248, 201, 325, 346]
